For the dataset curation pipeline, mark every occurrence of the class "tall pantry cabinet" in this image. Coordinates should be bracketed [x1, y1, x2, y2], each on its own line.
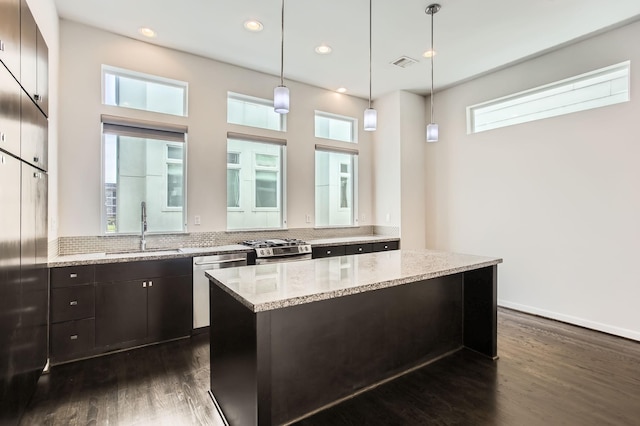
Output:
[0, 0, 49, 424]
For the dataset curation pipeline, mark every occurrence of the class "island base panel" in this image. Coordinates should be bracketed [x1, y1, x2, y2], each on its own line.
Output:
[463, 265, 498, 358]
[211, 274, 466, 425]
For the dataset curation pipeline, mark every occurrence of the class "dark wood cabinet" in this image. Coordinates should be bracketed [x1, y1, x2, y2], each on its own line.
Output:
[312, 245, 346, 259]
[51, 258, 193, 363]
[0, 63, 21, 158]
[95, 279, 148, 348]
[0, 0, 21, 78]
[19, 0, 47, 116]
[312, 240, 399, 259]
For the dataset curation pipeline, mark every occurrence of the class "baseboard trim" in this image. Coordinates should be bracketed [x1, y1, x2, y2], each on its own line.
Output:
[498, 299, 640, 342]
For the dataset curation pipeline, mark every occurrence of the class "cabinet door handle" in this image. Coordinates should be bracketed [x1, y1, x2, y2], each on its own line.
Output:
[34, 94, 41, 102]
[69, 300, 78, 306]
[33, 156, 40, 164]
[69, 273, 78, 278]
[0, 40, 5, 52]
[358, 247, 363, 252]
[0, 132, 5, 143]
[327, 250, 331, 254]
[384, 245, 388, 249]
[142, 282, 147, 288]
[148, 281, 153, 287]
[70, 334, 78, 340]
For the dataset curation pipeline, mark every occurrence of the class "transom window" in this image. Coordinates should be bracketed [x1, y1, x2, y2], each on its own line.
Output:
[102, 65, 188, 117]
[467, 61, 630, 133]
[314, 111, 357, 143]
[227, 92, 286, 132]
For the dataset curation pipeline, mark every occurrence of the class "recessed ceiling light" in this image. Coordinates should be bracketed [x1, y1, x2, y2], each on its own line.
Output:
[337, 87, 347, 93]
[244, 20, 264, 32]
[423, 49, 437, 58]
[138, 27, 156, 38]
[315, 45, 332, 54]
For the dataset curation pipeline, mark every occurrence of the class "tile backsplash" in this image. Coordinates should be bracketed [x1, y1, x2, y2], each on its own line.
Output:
[56, 226, 399, 256]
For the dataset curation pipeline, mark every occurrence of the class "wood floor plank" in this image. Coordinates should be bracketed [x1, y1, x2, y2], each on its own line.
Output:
[20, 309, 640, 425]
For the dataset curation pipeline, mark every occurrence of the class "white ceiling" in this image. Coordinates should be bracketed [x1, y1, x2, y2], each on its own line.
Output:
[54, 0, 640, 100]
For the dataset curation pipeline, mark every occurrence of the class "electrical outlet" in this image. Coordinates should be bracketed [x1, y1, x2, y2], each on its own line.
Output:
[194, 215, 201, 225]
[305, 214, 311, 223]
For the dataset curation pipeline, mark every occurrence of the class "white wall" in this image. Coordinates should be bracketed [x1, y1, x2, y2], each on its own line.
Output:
[426, 20, 640, 341]
[58, 20, 373, 236]
[26, 0, 59, 247]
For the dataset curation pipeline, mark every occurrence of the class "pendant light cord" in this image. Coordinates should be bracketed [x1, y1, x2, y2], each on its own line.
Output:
[280, 0, 285, 86]
[429, 7, 434, 123]
[369, 0, 372, 109]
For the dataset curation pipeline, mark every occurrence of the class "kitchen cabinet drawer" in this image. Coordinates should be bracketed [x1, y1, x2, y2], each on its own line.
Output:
[51, 285, 95, 323]
[0, 63, 21, 158]
[51, 265, 94, 288]
[312, 245, 346, 259]
[345, 243, 373, 255]
[51, 318, 95, 361]
[373, 241, 399, 252]
[95, 257, 192, 283]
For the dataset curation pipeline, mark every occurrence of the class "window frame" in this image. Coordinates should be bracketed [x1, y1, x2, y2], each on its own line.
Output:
[100, 115, 188, 235]
[314, 144, 359, 228]
[314, 110, 358, 143]
[164, 143, 185, 211]
[227, 151, 242, 210]
[467, 61, 630, 134]
[227, 92, 287, 132]
[102, 65, 189, 117]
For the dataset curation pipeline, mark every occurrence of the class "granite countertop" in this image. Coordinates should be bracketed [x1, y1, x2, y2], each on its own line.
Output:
[206, 249, 502, 313]
[47, 236, 399, 267]
[47, 244, 252, 267]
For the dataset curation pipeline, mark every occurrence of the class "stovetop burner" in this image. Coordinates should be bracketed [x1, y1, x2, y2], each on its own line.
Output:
[242, 238, 307, 248]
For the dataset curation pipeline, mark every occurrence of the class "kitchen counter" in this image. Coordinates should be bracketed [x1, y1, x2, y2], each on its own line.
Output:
[47, 235, 399, 267]
[207, 249, 501, 425]
[206, 249, 499, 312]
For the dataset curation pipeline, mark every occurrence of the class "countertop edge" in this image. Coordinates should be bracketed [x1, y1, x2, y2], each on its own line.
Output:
[208, 257, 502, 313]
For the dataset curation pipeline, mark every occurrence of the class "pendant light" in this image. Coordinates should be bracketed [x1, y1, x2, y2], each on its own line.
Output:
[363, 0, 377, 131]
[426, 3, 440, 142]
[274, 0, 289, 114]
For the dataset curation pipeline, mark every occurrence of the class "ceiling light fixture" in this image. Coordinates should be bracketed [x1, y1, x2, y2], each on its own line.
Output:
[337, 87, 347, 93]
[138, 27, 156, 38]
[363, 0, 377, 131]
[243, 20, 264, 32]
[426, 3, 440, 142]
[315, 45, 332, 54]
[274, 0, 289, 114]
[422, 49, 436, 58]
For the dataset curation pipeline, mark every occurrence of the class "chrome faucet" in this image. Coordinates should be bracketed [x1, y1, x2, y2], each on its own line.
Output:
[141, 201, 147, 251]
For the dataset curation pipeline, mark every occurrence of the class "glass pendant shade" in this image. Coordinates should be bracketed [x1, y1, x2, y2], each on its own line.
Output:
[274, 85, 289, 114]
[364, 108, 377, 131]
[426, 123, 439, 142]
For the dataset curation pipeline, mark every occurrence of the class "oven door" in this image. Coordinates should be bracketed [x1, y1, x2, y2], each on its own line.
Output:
[255, 253, 312, 265]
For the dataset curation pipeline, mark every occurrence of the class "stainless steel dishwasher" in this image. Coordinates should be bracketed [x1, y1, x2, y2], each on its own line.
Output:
[193, 253, 247, 330]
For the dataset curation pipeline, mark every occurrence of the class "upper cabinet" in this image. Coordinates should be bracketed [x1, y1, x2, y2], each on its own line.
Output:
[0, 0, 21, 79]
[20, 0, 48, 117]
[0, 63, 21, 158]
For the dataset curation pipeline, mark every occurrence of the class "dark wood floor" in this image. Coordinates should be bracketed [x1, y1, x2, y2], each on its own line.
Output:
[21, 309, 640, 425]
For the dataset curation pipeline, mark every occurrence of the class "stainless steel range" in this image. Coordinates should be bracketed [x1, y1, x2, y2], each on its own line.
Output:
[242, 238, 312, 264]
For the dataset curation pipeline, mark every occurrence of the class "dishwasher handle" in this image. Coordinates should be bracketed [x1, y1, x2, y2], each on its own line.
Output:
[194, 258, 247, 267]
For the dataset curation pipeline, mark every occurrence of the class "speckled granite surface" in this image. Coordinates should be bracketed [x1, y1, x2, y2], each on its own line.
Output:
[206, 249, 502, 313]
[47, 236, 398, 267]
[47, 245, 252, 267]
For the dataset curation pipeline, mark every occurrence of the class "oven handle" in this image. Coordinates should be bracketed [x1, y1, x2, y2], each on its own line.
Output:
[194, 258, 247, 266]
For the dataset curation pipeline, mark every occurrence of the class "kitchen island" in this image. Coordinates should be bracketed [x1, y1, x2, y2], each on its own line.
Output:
[206, 249, 502, 425]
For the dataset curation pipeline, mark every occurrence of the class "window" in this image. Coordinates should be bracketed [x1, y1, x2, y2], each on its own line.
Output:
[315, 145, 358, 227]
[227, 133, 286, 230]
[227, 152, 241, 208]
[315, 111, 357, 143]
[467, 61, 630, 134]
[102, 115, 187, 234]
[102, 65, 188, 116]
[227, 92, 285, 131]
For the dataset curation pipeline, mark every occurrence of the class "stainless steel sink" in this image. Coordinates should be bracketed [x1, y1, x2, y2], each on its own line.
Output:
[105, 248, 183, 256]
